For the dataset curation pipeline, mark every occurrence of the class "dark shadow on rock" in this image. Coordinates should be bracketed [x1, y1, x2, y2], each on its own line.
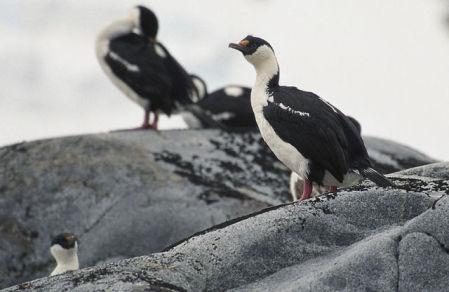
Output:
[4, 163, 449, 291]
[0, 130, 437, 288]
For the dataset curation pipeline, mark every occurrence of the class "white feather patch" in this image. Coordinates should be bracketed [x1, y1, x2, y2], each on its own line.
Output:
[154, 44, 167, 58]
[224, 86, 244, 97]
[212, 112, 235, 121]
[109, 52, 140, 72]
[271, 100, 310, 117]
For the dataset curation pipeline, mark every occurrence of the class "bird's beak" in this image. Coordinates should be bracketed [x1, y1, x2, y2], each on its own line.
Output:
[229, 42, 250, 54]
[65, 235, 77, 245]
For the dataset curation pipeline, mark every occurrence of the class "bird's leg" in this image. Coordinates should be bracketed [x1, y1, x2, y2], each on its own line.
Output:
[329, 186, 337, 192]
[150, 111, 159, 130]
[141, 109, 151, 129]
[300, 179, 313, 201]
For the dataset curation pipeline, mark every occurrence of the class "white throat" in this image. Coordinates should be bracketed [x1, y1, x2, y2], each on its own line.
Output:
[246, 49, 279, 112]
[50, 244, 79, 276]
[250, 55, 279, 89]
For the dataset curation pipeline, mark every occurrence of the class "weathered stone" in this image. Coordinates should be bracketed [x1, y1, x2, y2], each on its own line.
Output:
[0, 130, 438, 289]
[4, 163, 449, 291]
[364, 136, 436, 174]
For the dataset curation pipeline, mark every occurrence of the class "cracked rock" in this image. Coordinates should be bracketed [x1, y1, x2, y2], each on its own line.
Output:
[0, 130, 438, 289]
[3, 162, 449, 291]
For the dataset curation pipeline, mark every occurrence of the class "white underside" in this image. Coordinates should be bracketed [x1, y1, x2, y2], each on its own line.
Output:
[321, 170, 362, 187]
[95, 18, 149, 109]
[50, 244, 79, 276]
[224, 86, 244, 97]
[50, 262, 79, 276]
[251, 87, 311, 180]
[290, 171, 362, 201]
[289, 172, 325, 201]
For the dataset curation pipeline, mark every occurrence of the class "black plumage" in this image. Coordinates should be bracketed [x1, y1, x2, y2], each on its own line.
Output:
[229, 35, 394, 200]
[263, 87, 368, 185]
[185, 75, 256, 129]
[97, 6, 198, 129]
[198, 86, 255, 128]
[106, 36, 195, 115]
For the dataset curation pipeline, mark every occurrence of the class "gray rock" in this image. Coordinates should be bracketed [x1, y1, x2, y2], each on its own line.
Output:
[364, 136, 436, 174]
[395, 161, 449, 179]
[4, 162, 449, 291]
[0, 130, 278, 288]
[0, 130, 438, 288]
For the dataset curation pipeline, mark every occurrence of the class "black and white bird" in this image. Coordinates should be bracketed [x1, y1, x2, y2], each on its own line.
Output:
[96, 6, 199, 129]
[289, 116, 362, 201]
[50, 233, 79, 276]
[229, 36, 394, 201]
[187, 75, 256, 129]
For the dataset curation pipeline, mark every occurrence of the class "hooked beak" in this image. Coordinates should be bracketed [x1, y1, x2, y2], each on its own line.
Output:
[229, 43, 251, 54]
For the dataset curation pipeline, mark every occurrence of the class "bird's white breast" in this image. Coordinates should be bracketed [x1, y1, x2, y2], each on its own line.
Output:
[250, 87, 310, 180]
[50, 244, 79, 276]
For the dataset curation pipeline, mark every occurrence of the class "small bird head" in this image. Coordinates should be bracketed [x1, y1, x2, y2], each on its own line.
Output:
[229, 35, 275, 67]
[130, 6, 159, 40]
[50, 233, 78, 263]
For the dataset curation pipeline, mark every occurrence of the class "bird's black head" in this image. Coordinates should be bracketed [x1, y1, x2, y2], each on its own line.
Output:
[51, 233, 78, 249]
[134, 5, 159, 39]
[229, 35, 274, 56]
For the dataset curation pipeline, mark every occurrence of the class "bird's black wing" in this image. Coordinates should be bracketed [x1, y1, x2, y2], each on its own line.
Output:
[105, 33, 173, 112]
[198, 86, 256, 128]
[263, 87, 367, 182]
[156, 42, 198, 106]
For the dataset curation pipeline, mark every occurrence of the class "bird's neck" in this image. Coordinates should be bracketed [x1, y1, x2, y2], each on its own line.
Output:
[251, 57, 280, 112]
[51, 252, 79, 276]
[51, 245, 79, 269]
[56, 255, 79, 269]
[253, 56, 280, 90]
[56, 250, 78, 265]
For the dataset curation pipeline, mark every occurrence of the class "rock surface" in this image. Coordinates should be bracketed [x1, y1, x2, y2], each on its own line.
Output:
[0, 129, 437, 288]
[4, 162, 448, 291]
[364, 136, 436, 174]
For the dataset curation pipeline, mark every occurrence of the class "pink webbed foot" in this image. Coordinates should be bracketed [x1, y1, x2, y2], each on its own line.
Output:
[139, 110, 159, 130]
[299, 179, 313, 201]
[149, 112, 159, 130]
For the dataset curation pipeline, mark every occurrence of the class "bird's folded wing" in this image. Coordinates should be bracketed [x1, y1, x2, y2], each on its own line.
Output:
[155, 42, 199, 106]
[263, 95, 350, 182]
[106, 33, 172, 99]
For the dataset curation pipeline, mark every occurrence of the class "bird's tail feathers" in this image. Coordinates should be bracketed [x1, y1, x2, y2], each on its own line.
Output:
[359, 167, 395, 188]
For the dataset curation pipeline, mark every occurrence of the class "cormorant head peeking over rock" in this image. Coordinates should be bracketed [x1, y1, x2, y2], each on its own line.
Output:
[50, 233, 79, 276]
